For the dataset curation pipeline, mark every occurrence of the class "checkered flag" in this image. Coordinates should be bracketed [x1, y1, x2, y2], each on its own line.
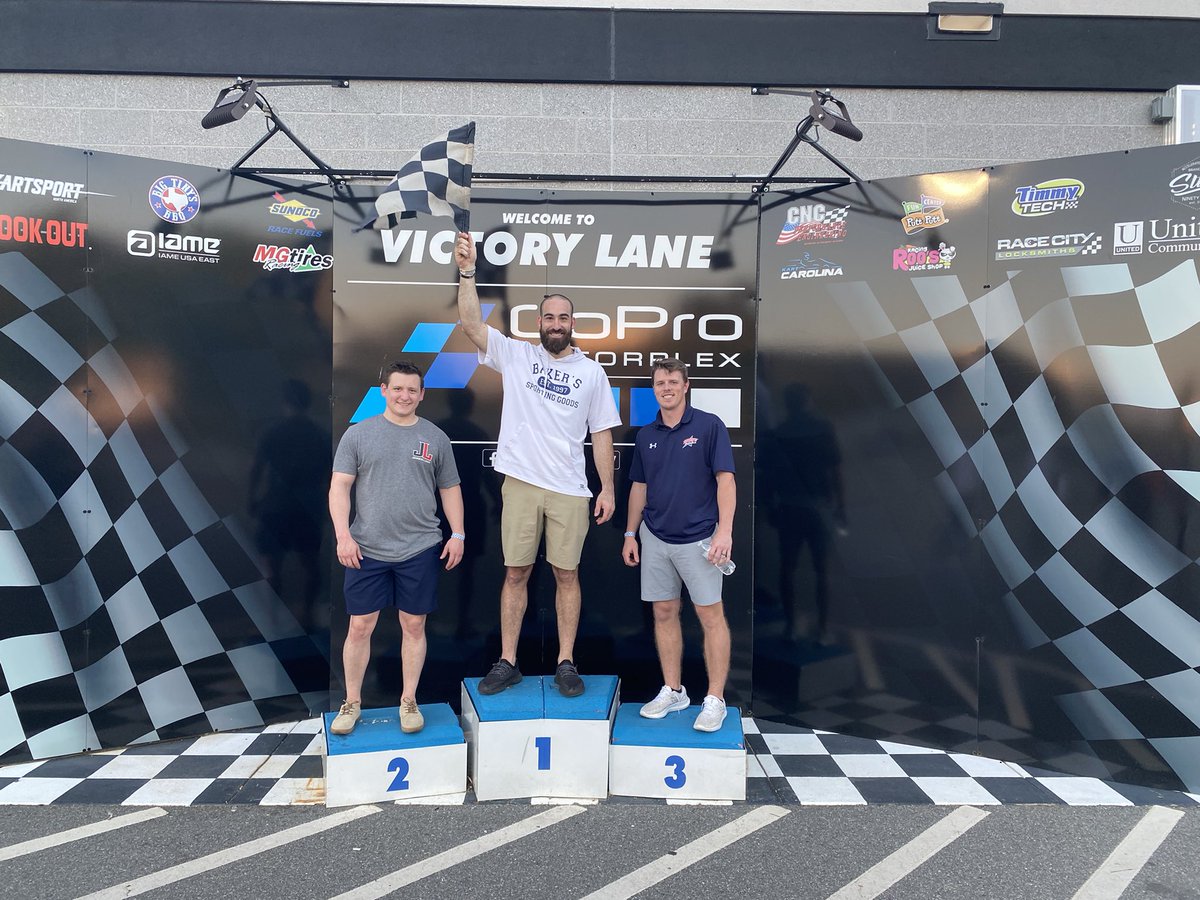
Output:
[822, 205, 850, 224]
[1079, 235, 1103, 255]
[362, 122, 475, 232]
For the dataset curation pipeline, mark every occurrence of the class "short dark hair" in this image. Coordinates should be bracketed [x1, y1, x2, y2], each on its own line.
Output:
[651, 357, 689, 383]
[541, 293, 574, 315]
[382, 360, 424, 389]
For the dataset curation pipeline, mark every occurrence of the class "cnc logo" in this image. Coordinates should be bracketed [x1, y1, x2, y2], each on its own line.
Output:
[0, 215, 87, 246]
[128, 230, 221, 263]
[1112, 222, 1144, 256]
[0, 173, 85, 203]
[781, 252, 844, 279]
[995, 232, 1101, 260]
[267, 192, 323, 237]
[900, 195, 948, 235]
[252, 243, 334, 273]
[1012, 178, 1084, 217]
[149, 176, 201, 224]
[777, 204, 849, 245]
[892, 242, 955, 272]
[1169, 157, 1200, 210]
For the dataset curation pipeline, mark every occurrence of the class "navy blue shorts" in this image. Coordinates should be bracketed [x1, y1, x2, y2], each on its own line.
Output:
[343, 546, 441, 616]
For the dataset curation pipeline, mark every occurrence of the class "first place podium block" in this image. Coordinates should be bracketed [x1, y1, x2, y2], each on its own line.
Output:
[461, 675, 618, 801]
[323, 703, 467, 808]
[609, 703, 746, 801]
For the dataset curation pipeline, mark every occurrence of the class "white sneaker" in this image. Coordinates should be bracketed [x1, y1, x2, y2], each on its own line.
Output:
[693, 695, 727, 732]
[640, 685, 689, 719]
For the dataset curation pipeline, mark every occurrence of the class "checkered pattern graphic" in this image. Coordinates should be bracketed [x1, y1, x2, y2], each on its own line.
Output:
[363, 122, 475, 233]
[0, 251, 327, 764]
[827, 259, 1200, 792]
[1079, 235, 1103, 255]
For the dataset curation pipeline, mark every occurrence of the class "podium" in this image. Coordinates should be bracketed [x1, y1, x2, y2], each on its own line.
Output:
[323, 703, 467, 807]
[608, 702, 746, 801]
[460, 675, 619, 801]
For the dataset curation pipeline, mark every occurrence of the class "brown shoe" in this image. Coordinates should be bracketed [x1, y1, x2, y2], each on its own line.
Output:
[399, 698, 424, 734]
[330, 700, 361, 735]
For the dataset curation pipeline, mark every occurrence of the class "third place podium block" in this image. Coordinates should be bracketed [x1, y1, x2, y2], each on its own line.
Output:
[461, 675, 618, 801]
[608, 702, 746, 801]
[323, 703, 467, 808]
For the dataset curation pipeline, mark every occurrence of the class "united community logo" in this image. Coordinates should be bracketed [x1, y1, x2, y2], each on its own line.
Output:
[149, 175, 201, 224]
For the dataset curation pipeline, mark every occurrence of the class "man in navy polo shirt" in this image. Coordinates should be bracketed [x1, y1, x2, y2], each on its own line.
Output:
[622, 358, 736, 732]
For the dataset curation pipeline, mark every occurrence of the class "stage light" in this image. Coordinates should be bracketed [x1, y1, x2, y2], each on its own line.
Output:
[928, 2, 1002, 40]
[808, 91, 862, 143]
[201, 80, 258, 130]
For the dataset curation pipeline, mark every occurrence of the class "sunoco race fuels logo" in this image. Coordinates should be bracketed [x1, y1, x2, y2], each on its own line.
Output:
[267, 192, 323, 237]
[1011, 179, 1084, 217]
[777, 204, 849, 245]
[149, 176, 201, 224]
[128, 230, 220, 263]
[1169, 158, 1200, 211]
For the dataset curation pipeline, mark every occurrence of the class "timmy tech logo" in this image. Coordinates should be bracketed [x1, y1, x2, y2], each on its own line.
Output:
[149, 176, 201, 224]
[412, 442, 433, 463]
[1012, 178, 1084, 217]
[682, 435, 699, 448]
[900, 195, 948, 235]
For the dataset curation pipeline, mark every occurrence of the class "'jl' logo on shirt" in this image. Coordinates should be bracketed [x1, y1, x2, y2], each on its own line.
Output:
[413, 442, 433, 462]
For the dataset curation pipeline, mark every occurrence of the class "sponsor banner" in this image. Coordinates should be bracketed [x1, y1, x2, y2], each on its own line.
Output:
[900, 194, 948, 235]
[892, 242, 956, 272]
[0, 173, 85, 203]
[1011, 178, 1085, 217]
[0, 214, 87, 246]
[776, 203, 849, 245]
[267, 192, 324, 237]
[1114, 216, 1200, 255]
[253, 243, 334, 272]
[995, 232, 1101, 260]
[127, 229, 221, 263]
[1169, 157, 1200, 211]
[149, 175, 201, 224]
[781, 252, 844, 279]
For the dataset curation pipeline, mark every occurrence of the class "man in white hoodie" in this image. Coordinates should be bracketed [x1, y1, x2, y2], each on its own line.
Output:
[455, 232, 621, 697]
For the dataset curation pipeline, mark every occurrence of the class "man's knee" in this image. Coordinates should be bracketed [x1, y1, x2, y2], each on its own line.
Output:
[651, 600, 682, 624]
[398, 612, 426, 639]
[347, 614, 378, 640]
[503, 565, 533, 588]
[549, 564, 579, 586]
[695, 602, 728, 631]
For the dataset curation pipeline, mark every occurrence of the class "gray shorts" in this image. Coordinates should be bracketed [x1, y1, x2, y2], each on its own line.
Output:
[639, 523, 723, 607]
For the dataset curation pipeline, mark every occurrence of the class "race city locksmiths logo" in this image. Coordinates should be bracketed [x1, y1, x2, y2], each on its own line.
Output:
[900, 195, 948, 235]
[128, 229, 220, 263]
[267, 192, 323, 237]
[893, 242, 955, 272]
[781, 252, 843, 279]
[252, 243, 334, 273]
[995, 232, 1101, 260]
[1011, 178, 1084, 217]
[1168, 157, 1200, 211]
[149, 176, 201, 224]
[776, 204, 849, 245]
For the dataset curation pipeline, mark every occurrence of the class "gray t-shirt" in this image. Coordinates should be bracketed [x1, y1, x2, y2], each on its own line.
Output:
[332, 415, 460, 562]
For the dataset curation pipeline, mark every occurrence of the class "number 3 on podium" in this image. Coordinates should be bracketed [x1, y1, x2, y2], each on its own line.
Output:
[664, 754, 686, 788]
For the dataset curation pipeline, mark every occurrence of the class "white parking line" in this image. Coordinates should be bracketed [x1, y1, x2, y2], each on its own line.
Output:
[0, 807, 166, 862]
[330, 804, 586, 900]
[74, 804, 379, 900]
[826, 805, 989, 900]
[1071, 806, 1185, 900]
[578, 804, 791, 900]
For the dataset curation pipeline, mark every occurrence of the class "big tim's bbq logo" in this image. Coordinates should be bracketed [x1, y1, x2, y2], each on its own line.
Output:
[1011, 178, 1084, 217]
[1169, 157, 1200, 211]
[149, 176, 201, 224]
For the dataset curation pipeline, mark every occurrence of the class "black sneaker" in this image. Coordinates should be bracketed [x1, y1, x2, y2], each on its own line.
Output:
[554, 659, 585, 697]
[478, 659, 522, 695]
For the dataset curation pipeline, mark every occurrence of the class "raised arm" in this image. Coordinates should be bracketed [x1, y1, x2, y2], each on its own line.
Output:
[454, 232, 488, 353]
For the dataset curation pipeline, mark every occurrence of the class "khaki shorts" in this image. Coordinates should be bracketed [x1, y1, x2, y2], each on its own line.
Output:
[501, 476, 590, 569]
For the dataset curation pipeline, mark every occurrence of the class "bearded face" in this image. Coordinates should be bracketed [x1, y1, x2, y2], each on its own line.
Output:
[539, 296, 574, 354]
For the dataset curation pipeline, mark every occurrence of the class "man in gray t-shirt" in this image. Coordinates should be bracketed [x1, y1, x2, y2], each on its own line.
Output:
[328, 362, 464, 736]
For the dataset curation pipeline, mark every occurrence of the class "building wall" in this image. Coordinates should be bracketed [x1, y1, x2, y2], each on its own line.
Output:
[0, 74, 1165, 187]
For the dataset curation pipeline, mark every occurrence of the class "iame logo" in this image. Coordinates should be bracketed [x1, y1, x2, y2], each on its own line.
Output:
[1012, 178, 1084, 217]
[128, 229, 221, 263]
[149, 176, 201, 224]
[777, 204, 849, 245]
[1168, 157, 1200, 210]
[900, 195, 948, 235]
[1112, 222, 1144, 256]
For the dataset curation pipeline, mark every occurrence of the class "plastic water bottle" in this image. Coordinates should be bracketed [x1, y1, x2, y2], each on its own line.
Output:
[698, 538, 736, 575]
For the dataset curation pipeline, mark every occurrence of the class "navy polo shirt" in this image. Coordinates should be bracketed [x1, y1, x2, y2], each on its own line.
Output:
[629, 403, 735, 545]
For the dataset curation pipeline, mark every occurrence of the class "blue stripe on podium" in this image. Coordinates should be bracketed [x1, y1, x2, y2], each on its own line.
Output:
[324, 703, 464, 755]
[542, 675, 618, 720]
[610, 702, 744, 750]
[463, 675, 544, 721]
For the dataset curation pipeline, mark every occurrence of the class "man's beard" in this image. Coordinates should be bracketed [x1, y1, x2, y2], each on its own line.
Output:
[540, 326, 572, 354]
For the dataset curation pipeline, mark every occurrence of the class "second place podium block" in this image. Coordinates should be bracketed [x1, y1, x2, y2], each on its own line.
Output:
[461, 675, 619, 801]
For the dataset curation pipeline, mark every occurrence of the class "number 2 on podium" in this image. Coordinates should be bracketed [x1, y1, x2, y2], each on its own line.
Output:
[387, 756, 410, 791]
[664, 754, 686, 789]
[535, 736, 551, 770]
